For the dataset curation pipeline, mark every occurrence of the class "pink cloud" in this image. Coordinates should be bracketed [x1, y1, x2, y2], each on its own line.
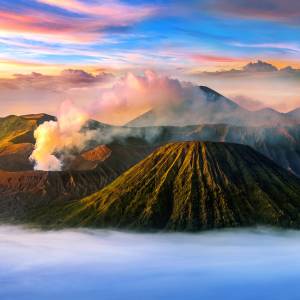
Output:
[37, 0, 158, 23]
[7, 69, 113, 90]
[0, 10, 92, 43]
[230, 95, 266, 111]
[0, 1, 159, 44]
[190, 53, 243, 63]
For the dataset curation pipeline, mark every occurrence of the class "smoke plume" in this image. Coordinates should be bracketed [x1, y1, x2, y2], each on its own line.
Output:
[86, 70, 190, 125]
[30, 100, 89, 170]
[30, 71, 190, 171]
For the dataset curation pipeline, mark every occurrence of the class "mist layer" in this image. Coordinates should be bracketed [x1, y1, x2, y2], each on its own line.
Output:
[1, 226, 300, 300]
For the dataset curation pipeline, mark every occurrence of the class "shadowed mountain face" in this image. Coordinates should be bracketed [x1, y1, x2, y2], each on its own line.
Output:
[0, 170, 106, 222]
[2, 112, 300, 177]
[86, 123, 300, 176]
[31, 142, 300, 231]
[0, 115, 154, 219]
[0, 114, 154, 172]
[0, 142, 154, 222]
[127, 86, 299, 127]
[149, 124, 300, 176]
[287, 108, 300, 120]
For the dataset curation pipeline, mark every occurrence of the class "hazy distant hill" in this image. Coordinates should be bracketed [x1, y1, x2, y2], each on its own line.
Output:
[127, 86, 299, 127]
[29, 142, 300, 230]
[2, 110, 300, 177]
[148, 123, 300, 176]
[287, 108, 300, 120]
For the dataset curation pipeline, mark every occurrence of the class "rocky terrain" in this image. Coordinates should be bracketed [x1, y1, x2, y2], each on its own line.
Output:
[1, 86, 300, 231]
[27, 142, 300, 230]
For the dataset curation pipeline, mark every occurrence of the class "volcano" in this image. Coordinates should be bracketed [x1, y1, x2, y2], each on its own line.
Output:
[127, 86, 298, 127]
[33, 141, 300, 230]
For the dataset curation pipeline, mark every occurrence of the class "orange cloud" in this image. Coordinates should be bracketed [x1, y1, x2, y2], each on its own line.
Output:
[268, 59, 300, 69]
[0, 57, 114, 78]
[191, 53, 243, 63]
[0, 58, 57, 77]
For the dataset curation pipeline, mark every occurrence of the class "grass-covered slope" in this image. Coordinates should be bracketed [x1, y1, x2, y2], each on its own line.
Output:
[0, 114, 55, 170]
[34, 141, 300, 230]
[0, 113, 54, 146]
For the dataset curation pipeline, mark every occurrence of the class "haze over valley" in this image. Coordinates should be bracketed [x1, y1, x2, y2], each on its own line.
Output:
[1, 0, 300, 299]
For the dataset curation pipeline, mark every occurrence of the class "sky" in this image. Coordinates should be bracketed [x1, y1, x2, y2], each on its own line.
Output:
[0, 0, 300, 118]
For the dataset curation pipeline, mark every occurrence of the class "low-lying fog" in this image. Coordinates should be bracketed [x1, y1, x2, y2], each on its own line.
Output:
[1, 226, 300, 300]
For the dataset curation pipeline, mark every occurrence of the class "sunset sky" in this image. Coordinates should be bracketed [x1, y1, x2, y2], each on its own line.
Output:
[0, 0, 299, 118]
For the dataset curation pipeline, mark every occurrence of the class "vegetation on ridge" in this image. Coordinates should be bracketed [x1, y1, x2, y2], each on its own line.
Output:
[29, 141, 300, 231]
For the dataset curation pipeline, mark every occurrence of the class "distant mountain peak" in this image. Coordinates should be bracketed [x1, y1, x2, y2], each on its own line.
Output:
[127, 86, 242, 127]
[199, 85, 222, 97]
[199, 85, 239, 108]
[243, 60, 278, 72]
[256, 107, 280, 114]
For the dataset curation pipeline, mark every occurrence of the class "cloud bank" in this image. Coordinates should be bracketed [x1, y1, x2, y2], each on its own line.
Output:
[1, 226, 300, 300]
[193, 61, 300, 111]
[1, 60, 300, 118]
[0, 69, 113, 91]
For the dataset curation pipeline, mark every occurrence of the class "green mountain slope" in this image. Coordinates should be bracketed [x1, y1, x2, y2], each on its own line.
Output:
[32, 141, 300, 230]
[0, 114, 56, 170]
[0, 142, 154, 223]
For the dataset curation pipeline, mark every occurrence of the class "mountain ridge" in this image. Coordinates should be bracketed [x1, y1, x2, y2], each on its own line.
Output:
[127, 86, 300, 127]
[29, 141, 300, 230]
[2, 111, 300, 176]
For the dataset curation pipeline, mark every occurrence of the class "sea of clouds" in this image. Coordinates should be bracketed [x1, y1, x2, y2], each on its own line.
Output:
[1, 226, 300, 300]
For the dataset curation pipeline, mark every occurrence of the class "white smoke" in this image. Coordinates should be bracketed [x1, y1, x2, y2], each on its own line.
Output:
[30, 71, 196, 171]
[30, 100, 89, 171]
[30, 121, 62, 171]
